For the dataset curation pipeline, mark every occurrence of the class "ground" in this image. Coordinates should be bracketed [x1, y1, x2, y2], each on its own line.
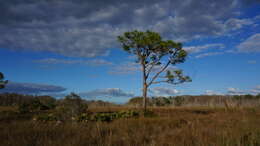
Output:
[1, 106, 260, 146]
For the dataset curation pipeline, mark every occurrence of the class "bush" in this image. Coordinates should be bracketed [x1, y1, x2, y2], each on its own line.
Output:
[33, 113, 57, 122]
[174, 96, 185, 106]
[54, 93, 88, 121]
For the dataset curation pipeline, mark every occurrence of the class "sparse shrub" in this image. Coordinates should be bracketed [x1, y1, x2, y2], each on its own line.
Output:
[18, 103, 31, 114]
[93, 113, 114, 122]
[55, 93, 88, 121]
[92, 110, 139, 122]
[174, 96, 185, 106]
[33, 113, 57, 122]
[127, 97, 144, 107]
[38, 96, 56, 110]
[76, 113, 92, 122]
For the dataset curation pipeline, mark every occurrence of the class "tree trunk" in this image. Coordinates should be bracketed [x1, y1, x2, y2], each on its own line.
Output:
[143, 83, 147, 112]
[141, 60, 148, 112]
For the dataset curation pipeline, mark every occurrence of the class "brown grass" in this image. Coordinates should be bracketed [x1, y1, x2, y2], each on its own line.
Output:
[1, 107, 260, 146]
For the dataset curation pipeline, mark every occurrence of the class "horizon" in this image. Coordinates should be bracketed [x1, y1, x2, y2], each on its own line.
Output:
[1, 0, 260, 103]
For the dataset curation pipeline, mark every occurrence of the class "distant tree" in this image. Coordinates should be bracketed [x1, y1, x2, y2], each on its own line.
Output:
[58, 92, 88, 120]
[118, 30, 191, 111]
[0, 72, 8, 89]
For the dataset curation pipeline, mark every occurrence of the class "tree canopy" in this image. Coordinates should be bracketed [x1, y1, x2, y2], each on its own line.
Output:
[0, 72, 8, 89]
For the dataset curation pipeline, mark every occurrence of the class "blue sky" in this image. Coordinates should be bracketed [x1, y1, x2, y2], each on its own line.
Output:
[0, 0, 260, 103]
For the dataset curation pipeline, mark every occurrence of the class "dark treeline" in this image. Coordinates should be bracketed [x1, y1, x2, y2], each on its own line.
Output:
[128, 94, 260, 108]
[0, 93, 115, 107]
[1, 93, 260, 108]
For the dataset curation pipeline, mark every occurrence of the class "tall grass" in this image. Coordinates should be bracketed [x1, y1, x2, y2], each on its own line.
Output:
[1, 107, 260, 146]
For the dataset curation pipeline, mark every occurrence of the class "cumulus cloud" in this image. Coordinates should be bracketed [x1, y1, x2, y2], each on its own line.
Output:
[237, 33, 260, 52]
[0, 81, 66, 94]
[205, 90, 223, 95]
[150, 87, 179, 96]
[35, 58, 112, 66]
[227, 87, 245, 95]
[250, 85, 260, 94]
[0, 0, 257, 57]
[79, 88, 134, 98]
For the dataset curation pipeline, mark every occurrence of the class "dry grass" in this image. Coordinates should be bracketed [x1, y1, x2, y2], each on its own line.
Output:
[1, 107, 260, 146]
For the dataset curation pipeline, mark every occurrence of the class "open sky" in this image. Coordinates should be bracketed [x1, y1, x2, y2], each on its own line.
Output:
[0, 0, 260, 103]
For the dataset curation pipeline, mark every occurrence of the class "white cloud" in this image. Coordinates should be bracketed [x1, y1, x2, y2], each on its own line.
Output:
[205, 90, 223, 95]
[150, 87, 179, 96]
[35, 58, 112, 66]
[108, 61, 178, 75]
[195, 52, 224, 58]
[108, 62, 140, 75]
[184, 43, 225, 54]
[237, 33, 260, 52]
[79, 88, 134, 98]
[250, 85, 260, 94]
[227, 87, 245, 95]
[0, 0, 257, 57]
[225, 18, 254, 31]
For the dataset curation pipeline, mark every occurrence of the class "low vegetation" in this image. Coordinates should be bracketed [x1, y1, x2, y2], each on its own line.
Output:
[1, 93, 260, 145]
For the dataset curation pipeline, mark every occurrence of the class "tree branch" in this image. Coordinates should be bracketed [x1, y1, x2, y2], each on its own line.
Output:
[147, 61, 170, 87]
[151, 80, 186, 85]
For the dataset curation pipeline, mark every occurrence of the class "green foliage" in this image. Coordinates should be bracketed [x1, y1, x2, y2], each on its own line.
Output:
[0, 72, 8, 89]
[38, 96, 56, 109]
[127, 97, 145, 106]
[18, 97, 56, 113]
[117, 30, 188, 66]
[118, 30, 191, 110]
[33, 113, 57, 122]
[142, 110, 156, 117]
[89, 110, 139, 122]
[152, 97, 171, 106]
[56, 93, 88, 121]
[233, 94, 260, 100]
[174, 96, 185, 106]
[33, 110, 140, 123]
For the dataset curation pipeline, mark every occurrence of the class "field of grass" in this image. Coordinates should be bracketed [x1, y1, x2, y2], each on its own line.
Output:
[1, 106, 260, 146]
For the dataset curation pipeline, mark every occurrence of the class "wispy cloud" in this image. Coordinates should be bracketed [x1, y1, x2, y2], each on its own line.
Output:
[250, 85, 260, 94]
[184, 43, 225, 54]
[108, 61, 178, 75]
[0, 81, 66, 95]
[247, 60, 257, 64]
[237, 33, 260, 52]
[195, 52, 224, 58]
[205, 90, 223, 95]
[35, 58, 112, 66]
[227, 87, 245, 95]
[149, 87, 179, 96]
[79, 88, 134, 98]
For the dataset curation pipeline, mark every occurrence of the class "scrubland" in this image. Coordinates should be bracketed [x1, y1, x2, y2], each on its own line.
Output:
[0, 93, 260, 146]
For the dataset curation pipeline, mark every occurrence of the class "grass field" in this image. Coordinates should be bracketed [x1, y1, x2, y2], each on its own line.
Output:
[1, 106, 260, 146]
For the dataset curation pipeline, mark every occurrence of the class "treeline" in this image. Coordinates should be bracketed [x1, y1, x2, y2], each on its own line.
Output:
[0, 93, 137, 123]
[0, 93, 115, 107]
[1, 93, 260, 109]
[128, 94, 260, 107]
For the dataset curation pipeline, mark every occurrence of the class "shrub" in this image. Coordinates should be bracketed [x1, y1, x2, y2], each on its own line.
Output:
[174, 96, 185, 106]
[33, 113, 57, 122]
